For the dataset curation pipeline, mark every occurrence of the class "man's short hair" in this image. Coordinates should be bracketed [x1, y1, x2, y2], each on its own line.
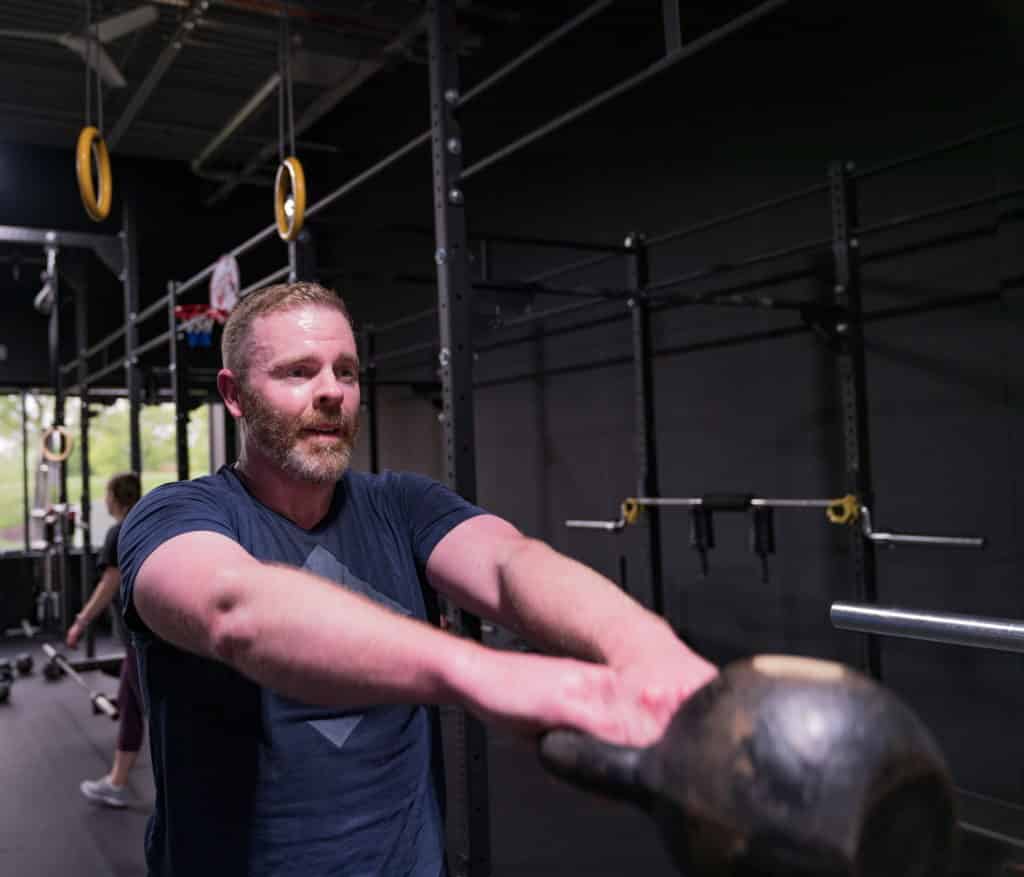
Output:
[107, 472, 142, 510]
[221, 281, 353, 382]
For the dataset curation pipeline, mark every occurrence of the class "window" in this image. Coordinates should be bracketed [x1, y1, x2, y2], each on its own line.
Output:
[0, 393, 211, 552]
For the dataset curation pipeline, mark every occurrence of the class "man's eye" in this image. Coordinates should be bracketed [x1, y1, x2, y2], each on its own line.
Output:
[287, 367, 307, 378]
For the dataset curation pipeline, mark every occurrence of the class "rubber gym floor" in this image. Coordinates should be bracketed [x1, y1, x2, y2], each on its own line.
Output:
[0, 635, 1016, 876]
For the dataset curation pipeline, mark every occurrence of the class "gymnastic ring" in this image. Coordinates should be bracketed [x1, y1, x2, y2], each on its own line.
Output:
[621, 498, 641, 526]
[40, 426, 74, 463]
[75, 126, 112, 222]
[826, 494, 860, 526]
[274, 156, 306, 242]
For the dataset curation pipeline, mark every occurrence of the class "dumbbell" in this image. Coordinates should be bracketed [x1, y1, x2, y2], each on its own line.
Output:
[43, 656, 65, 681]
[40, 645, 118, 720]
[0, 659, 13, 684]
[540, 655, 955, 877]
[0, 680, 10, 704]
[15, 653, 33, 676]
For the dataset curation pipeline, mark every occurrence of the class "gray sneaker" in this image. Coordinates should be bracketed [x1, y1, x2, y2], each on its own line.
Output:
[80, 776, 130, 808]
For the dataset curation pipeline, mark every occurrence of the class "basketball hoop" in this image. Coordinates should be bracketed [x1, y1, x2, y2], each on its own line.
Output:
[174, 304, 228, 349]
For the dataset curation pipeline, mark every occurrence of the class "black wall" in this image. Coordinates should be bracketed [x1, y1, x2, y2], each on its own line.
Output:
[334, 0, 1024, 808]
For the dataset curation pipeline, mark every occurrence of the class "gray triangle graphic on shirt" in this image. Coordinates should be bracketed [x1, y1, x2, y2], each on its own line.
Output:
[303, 544, 412, 617]
[302, 545, 411, 749]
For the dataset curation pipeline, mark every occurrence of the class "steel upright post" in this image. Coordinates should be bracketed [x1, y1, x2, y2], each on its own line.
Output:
[427, 3, 491, 876]
[294, 228, 318, 282]
[46, 239, 67, 506]
[75, 278, 96, 657]
[361, 327, 380, 474]
[287, 241, 297, 283]
[21, 391, 29, 552]
[829, 161, 881, 680]
[626, 235, 666, 621]
[122, 199, 143, 476]
[46, 239, 72, 633]
[168, 282, 190, 481]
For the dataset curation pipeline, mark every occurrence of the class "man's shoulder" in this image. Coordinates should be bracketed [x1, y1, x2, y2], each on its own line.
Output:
[149, 468, 236, 499]
[344, 469, 441, 502]
[125, 469, 241, 525]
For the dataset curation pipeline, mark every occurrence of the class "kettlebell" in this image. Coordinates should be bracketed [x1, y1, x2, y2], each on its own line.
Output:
[540, 655, 955, 877]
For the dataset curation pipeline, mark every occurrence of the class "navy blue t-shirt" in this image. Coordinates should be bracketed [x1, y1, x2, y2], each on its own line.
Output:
[118, 466, 484, 877]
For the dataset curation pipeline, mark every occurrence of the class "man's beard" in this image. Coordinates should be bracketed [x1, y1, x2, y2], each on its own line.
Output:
[239, 384, 359, 484]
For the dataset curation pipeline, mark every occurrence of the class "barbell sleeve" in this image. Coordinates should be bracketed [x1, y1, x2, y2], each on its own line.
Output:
[860, 507, 985, 549]
[92, 693, 119, 719]
[565, 518, 626, 532]
[831, 603, 1024, 654]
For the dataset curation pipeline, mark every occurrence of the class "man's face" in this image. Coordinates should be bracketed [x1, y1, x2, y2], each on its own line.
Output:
[237, 304, 361, 483]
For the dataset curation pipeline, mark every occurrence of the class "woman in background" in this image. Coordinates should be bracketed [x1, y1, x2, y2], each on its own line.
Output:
[66, 472, 144, 808]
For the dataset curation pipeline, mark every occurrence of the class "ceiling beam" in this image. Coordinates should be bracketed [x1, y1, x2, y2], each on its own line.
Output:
[191, 72, 280, 174]
[108, 0, 211, 150]
[205, 12, 427, 206]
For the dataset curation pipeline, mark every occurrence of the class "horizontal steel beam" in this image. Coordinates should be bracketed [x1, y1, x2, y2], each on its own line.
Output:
[461, 0, 791, 181]
[0, 225, 114, 251]
[192, 72, 282, 174]
[109, 0, 211, 149]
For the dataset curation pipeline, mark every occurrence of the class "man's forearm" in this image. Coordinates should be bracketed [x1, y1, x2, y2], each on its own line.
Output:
[494, 538, 679, 665]
[196, 561, 483, 709]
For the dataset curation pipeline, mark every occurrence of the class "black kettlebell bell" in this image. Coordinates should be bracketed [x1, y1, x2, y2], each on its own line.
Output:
[539, 655, 955, 877]
[43, 658, 64, 682]
[0, 680, 10, 704]
[0, 659, 13, 684]
[15, 653, 33, 676]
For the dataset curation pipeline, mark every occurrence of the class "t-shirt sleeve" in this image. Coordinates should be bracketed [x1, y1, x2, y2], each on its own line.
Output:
[395, 473, 487, 568]
[96, 521, 121, 573]
[118, 480, 237, 636]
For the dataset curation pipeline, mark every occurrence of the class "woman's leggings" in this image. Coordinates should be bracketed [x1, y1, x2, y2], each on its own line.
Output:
[116, 641, 144, 753]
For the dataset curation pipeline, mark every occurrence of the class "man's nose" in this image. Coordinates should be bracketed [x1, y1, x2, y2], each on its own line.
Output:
[313, 370, 344, 405]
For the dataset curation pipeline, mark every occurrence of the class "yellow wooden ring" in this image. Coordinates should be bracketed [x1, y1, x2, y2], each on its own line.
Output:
[40, 426, 74, 463]
[75, 126, 112, 222]
[274, 156, 306, 242]
[621, 498, 641, 526]
[826, 494, 860, 526]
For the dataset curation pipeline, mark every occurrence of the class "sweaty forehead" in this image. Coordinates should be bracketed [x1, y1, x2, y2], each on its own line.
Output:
[247, 305, 354, 364]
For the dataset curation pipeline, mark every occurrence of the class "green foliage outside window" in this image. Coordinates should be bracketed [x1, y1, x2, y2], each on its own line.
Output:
[0, 393, 210, 551]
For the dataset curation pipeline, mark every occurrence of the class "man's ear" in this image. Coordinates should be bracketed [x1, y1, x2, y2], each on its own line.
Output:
[217, 369, 244, 419]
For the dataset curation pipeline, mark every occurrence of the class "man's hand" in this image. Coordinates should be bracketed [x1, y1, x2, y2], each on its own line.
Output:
[457, 640, 718, 747]
[603, 634, 719, 746]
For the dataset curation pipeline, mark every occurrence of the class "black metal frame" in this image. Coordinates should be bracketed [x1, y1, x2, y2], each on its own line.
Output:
[625, 235, 666, 622]
[0, 224, 124, 648]
[426, 5, 490, 874]
[829, 161, 880, 680]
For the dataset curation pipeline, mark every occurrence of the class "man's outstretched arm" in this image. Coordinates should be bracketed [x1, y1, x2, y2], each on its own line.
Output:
[132, 530, 661, 743]
[426, 514, 718, 744]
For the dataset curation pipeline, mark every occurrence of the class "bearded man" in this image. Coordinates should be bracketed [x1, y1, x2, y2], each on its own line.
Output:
[118, 281, 716, 877]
